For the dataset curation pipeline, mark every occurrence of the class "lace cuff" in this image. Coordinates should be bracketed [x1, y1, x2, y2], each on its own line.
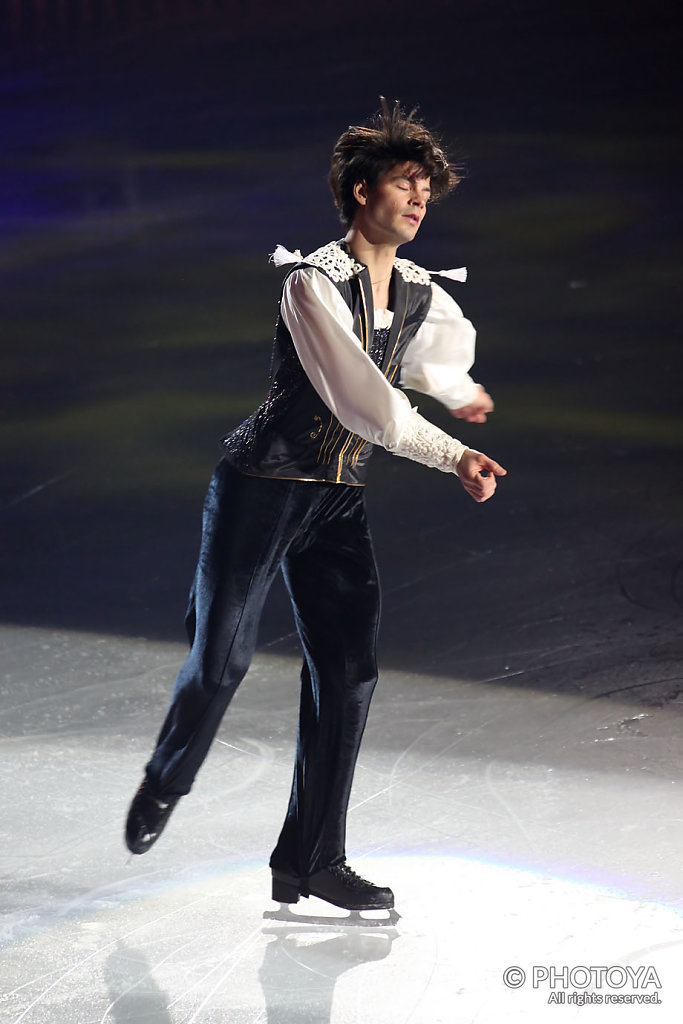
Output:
[390, 411, 469, 474]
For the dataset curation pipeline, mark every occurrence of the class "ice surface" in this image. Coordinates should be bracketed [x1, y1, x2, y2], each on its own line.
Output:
[2, 627, 683, 1023]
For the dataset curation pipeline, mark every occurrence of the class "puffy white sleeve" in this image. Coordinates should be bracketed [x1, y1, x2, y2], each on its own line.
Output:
[400, 281, 481, 410]
[280, 268, 469, 473]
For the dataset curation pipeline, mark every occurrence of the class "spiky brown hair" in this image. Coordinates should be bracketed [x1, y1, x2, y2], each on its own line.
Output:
[328, 98, 460, 226]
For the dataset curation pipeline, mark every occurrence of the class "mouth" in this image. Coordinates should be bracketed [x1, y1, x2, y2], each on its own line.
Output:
[403, 214, 421, 228]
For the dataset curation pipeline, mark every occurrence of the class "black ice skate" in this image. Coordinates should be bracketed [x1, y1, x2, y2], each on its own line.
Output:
[272, 861, 394, 911]
[125, 778, 179, 854]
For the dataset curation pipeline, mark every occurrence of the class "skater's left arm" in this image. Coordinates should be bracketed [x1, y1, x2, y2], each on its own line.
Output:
[400, 281, 495, 422]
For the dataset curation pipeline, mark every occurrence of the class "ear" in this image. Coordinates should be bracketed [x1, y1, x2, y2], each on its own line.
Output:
[353, 180, 368, 206]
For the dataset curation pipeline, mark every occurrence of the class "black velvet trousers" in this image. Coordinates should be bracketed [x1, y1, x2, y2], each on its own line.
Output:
[145, 459, 380, 879]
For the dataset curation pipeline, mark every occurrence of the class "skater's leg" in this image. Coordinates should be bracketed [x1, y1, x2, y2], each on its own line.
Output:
[270, 486, 381, 881]
[145, 461, 303, 798]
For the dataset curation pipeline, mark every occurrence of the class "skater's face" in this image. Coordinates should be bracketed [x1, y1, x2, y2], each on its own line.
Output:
[352, 162, 431, 246]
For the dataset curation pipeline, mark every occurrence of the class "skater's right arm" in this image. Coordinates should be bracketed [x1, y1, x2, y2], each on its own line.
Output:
[280, 267, 413, 452]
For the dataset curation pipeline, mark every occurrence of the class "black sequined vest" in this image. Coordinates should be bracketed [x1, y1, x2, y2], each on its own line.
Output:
[222, 240, 433, 486]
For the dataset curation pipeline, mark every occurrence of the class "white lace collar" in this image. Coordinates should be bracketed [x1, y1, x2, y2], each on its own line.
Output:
[270, 242, 466, 287]
[303, 241, 364, 282]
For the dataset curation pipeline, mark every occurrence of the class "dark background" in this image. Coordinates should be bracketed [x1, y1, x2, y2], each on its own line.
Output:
[1, 0, 681, 699]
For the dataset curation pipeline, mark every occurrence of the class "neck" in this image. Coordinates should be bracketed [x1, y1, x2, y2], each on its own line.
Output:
[344, 225, 397, 285]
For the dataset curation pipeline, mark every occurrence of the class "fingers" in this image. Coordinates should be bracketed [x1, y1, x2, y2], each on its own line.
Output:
[462, 474, 497, 502]
[450, 405, 488, 423]
[451, 404, 477, 419]
[451, 391, 495, 422]
[465, 452, 507, 477]
[480, 456, 507, 477]
[457, 450, 507, 502]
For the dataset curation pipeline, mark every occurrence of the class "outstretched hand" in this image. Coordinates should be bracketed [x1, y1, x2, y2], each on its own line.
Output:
[456, 449, 507, 503]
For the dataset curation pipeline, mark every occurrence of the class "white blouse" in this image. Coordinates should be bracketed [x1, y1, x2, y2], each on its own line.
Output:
[280, 267, 480, 474]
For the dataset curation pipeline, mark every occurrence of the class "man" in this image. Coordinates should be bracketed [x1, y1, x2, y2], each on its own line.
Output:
[125, 100, 506, 912]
